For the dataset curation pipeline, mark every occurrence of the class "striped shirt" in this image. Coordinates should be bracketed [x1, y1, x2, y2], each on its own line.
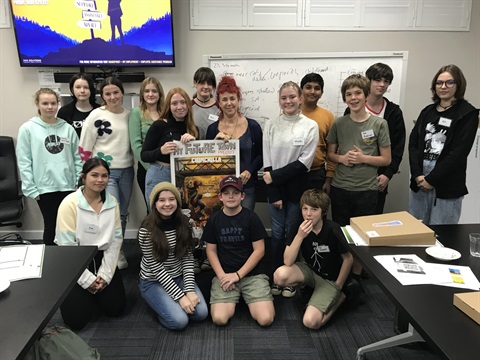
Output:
[138, 227, 195, 300]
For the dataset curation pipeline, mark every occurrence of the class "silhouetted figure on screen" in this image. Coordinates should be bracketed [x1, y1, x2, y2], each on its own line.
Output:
[108, 0, 125, 45]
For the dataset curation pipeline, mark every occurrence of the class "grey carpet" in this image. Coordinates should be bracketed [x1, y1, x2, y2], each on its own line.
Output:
[49, 238, 440, 360]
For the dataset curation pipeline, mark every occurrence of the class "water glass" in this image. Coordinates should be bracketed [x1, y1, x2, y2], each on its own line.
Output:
[469, 233, 480, 257]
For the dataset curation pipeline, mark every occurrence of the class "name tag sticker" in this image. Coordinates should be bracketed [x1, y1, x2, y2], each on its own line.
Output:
[208, 114, 219, 121]
[293, 137, 304, 146]
[317, 245, 330, 253]
[439, 117, 452, 127]
[361, 130, 375, 139]
[85, 224, 99, 234]
[59, 137, 70, 145]
[366, 231, 379, 237]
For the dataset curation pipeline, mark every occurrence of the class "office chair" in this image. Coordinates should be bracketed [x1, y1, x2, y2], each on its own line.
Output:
[0, 136, 25, 243]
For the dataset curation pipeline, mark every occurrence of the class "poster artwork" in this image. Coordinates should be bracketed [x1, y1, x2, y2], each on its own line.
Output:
[170, 140, 240, 234]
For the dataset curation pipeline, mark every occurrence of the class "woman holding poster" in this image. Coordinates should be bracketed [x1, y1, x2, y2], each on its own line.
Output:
[205, 76, 263, 211]
[141, 88, 198, 209]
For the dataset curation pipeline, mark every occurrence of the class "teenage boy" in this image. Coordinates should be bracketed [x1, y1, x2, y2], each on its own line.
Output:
[203, 176, 275, 327]
[326, 74, 391, 283]
[345, 63, 406, 213]
[274, 189, 354, 329]
[300, 73, 336, 193]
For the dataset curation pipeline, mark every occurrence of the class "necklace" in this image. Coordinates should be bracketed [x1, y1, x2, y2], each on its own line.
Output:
[223, 116, 240, 139]
[438, 103, 453, 110]
[196, 96, 210, 105]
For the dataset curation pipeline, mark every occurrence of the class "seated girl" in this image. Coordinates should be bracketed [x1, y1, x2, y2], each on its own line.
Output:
[138, 182, 208, 330]
[56, 158, 126, 330]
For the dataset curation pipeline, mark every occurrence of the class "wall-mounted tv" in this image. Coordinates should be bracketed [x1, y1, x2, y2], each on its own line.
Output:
[9, 0, 174, 67]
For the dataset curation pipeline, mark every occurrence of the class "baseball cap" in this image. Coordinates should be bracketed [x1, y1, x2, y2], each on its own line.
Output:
[219, 176, 243, 192]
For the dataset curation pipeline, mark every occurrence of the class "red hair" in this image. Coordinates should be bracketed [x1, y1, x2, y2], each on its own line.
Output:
[216, 76, 242, 102]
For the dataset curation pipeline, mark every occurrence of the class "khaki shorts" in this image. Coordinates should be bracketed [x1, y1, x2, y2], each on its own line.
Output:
[210, 274, 273, 305]
[296, 262, 341, 313]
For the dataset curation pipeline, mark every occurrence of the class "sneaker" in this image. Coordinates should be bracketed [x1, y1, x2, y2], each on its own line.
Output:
[194, 260, 201, 274]
[271, 283, 282, 296]
[200, 258, 212, 271]
[282, 286, 296, 298]
[117, 251, 128, 270]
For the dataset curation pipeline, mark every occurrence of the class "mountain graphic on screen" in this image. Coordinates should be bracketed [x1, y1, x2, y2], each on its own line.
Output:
[13, 13, 173, 66]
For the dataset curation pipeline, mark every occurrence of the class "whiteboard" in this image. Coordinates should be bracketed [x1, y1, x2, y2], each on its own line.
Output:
[204, 51, 408, 128]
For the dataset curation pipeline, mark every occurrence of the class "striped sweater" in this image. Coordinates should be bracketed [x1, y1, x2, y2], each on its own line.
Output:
[138, 227, 195, 300]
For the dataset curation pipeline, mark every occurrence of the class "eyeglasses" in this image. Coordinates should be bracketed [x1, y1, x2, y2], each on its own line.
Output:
[435, 80, 456, 88]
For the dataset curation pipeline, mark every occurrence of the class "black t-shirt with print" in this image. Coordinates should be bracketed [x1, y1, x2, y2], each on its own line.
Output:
[286, 219, 348, 281]
[202, 207, 268, 276]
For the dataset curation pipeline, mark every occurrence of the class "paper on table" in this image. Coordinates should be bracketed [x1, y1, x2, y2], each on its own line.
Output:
[0, 244, 45, 282]
[374, 254, 451, 285]
[342, 226, 442, 247]
[432, 264, 480, 290]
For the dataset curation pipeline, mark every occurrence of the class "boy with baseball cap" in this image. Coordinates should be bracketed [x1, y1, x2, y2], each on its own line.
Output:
[202, 176, 275, 326]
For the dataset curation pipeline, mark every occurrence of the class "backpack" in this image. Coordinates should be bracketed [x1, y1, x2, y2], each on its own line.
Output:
[24, 325, 100, 360]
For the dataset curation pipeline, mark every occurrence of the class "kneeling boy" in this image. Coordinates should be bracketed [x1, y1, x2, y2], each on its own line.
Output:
[203, 176, 275, 326]
[274, 189, 353, 329]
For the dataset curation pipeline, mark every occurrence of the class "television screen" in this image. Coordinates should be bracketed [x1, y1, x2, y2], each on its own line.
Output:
[9, 0, 174, 67]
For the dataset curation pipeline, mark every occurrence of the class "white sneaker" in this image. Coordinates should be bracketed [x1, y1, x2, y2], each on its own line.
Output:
[117, 251, 128, 269]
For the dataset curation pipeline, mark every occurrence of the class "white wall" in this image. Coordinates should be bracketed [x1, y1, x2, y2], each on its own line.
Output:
[1, 0, 479, 238]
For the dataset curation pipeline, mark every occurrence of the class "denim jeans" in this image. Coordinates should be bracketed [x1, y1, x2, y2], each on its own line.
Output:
[145, 163, 172, 209]
[139, 277, 208, 330]
[107, 167, 134, 237]
[408, 159, 463, 225]
[269, 201, 301, 271]
[241, 186, 256, 212]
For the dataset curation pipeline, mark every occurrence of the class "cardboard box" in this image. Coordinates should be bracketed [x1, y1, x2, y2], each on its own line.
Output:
[350, 211, 436, 246]
[454, 292, 480, 325]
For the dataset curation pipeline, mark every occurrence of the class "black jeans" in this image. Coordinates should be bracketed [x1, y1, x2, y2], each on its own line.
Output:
[36, 191, 72, 245]
[60, 251, 127, 330]
[136, 162, 148, 211]
[330, 186, 378, 226]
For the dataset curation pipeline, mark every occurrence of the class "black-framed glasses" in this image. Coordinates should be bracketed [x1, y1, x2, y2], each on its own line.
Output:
[435, 80, 456, 88]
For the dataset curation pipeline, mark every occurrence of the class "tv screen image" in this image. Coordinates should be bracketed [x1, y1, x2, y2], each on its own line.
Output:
[10, 0, 174, 67]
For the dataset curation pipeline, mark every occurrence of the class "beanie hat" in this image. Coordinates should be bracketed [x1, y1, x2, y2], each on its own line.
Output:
[149, 182, 181, 210]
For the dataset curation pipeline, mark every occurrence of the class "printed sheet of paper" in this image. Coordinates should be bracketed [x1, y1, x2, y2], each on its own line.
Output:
[0, 244, 45, 282]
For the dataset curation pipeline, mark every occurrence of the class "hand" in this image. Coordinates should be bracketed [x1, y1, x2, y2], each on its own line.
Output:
[415, 175, 425, 186]
[377, 174, 390, 192]
[339, 153, 353, 167]
[271, 200, 283, 210]
[322, 178, 332, 194]
[94, 276, 108, 292]
[418, 178, 433, 191]
[297, 219, 313, 239]
[161, 141, 178, 155]
[178, 296, 195, 315]
[180, 133, 195, 144]
[35, 196, 40, 201]
[263, 171, 272, 184]
[185, 292, 200, 308]
[214, 132, 232, 142]
[239, 170, 251, 185]
[347, 145, 365, 165]
[219, 273, 239, 291]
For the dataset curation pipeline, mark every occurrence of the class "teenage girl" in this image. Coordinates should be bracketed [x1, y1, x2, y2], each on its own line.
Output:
[138, 182, 208, 330]
[129, 77, 165, 207]
[16, 88, 82, 245]
[56, 158, 126, 330]
[57, 73, 100, 138]
[205, 76, 263, 211]
[262, 81, 319, 296]
[409, 64, 479, 225]
[192, 67, 219, 140]
[79, 76, 134, 269]
[141, 88, 198, 209]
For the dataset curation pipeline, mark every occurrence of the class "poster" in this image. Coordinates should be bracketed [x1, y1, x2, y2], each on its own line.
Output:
[170, 140, 240, 231]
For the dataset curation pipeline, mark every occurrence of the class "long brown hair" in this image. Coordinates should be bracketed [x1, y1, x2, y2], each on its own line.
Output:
[160, 87, 199, 139]
[139, 76, 165, 121]
[141, 193, 194, 262]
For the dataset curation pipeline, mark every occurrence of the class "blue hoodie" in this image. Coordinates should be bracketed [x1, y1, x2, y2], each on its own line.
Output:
[16, 116, 82, 199]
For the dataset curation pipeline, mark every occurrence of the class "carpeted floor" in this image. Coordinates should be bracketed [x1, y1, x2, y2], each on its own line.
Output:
[49, 238, 441, 360]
